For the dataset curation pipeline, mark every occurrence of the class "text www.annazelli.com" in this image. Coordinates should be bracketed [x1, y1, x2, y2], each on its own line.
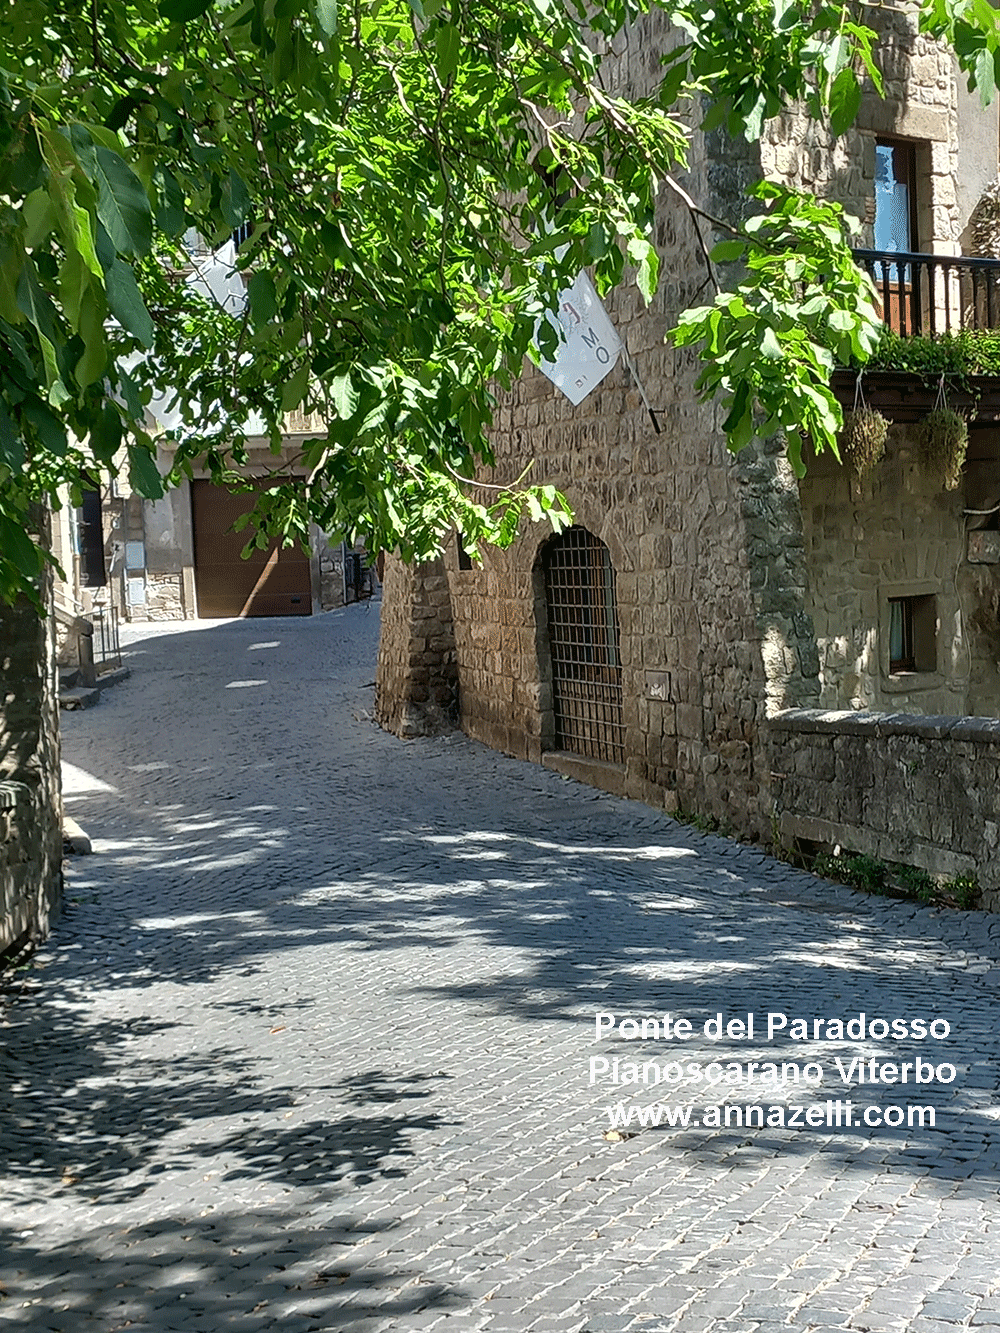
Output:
[606, 1100, 937, 1130]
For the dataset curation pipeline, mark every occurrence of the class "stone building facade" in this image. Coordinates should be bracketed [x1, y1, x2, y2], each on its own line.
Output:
[376, 9, 1000, 901]
[1, 575, 62, 955]
[52, 426, 376, 625]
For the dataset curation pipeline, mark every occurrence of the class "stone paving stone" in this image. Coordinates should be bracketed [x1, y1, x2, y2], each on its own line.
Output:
[1, 607, 999, 1331]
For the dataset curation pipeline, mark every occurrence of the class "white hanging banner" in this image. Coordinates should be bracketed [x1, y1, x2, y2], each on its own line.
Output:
[536, 272, 622, 406]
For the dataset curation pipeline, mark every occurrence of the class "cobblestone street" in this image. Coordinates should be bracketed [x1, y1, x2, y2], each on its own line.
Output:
[4, 604, 1000, 1332]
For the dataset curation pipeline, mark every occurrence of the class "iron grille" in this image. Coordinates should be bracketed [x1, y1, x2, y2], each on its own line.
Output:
[543, 526, 625, 765]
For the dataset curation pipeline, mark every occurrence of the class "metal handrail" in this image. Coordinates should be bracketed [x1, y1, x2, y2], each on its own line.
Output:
[852, 248, 1000, 337]
[51, 587, 122, 671]
[52, 586, 87, 618]
[90, 602, 122, 672]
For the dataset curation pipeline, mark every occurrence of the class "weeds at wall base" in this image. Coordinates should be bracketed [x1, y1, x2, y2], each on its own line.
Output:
[673, 808, 736, 840]
[810, 851, 980, 910]
[764, 813, 981, 910]
[671, 809, 980, 911]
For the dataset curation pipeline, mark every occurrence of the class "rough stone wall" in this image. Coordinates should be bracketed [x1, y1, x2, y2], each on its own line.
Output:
[314, 536, 375, 610]
[127, 571, 187, 622]
[317, 536, 345, 609]
[445, 414, 817, 836]
[436, 131, 818, 835]
[374, 8, 993, 839]
[771, 708, 1000, 908]
[1, 586, 62, 955]
[799, 424, 990, 714]
[760, 7, 963, 251]
[375, 556, 458, 738]
[376, 10, 823, 838]
[964, 501, 1000, 716]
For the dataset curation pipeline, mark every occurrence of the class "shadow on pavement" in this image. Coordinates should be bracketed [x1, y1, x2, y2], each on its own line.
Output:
[2, 611, 998, 1327]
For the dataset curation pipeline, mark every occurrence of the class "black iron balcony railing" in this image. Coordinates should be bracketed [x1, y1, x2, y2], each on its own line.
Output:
[852, 248, 1000, 338]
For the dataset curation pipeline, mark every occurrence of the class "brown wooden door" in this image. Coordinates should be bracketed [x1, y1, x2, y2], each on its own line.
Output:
[191, 480, 312, 618]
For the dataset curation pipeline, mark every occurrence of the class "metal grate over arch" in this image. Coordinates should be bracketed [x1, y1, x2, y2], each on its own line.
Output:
[542, 526, 625, 764]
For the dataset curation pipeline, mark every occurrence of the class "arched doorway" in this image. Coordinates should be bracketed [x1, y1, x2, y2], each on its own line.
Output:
[541, 526, 625, 764]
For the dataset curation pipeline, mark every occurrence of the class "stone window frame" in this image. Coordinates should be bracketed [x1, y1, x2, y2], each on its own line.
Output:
[879, 579, 942, 692]
[858, 101, 943, 252]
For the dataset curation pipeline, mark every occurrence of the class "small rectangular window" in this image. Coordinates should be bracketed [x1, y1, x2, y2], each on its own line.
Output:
[888, 594, 936, 673]
[456, 532, 474, 571]
[888, 597, 913, 670]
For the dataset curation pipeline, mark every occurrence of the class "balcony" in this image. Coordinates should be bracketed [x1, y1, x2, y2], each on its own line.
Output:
[831, 250, 1000, 424]
[852, 248, 1000, 337]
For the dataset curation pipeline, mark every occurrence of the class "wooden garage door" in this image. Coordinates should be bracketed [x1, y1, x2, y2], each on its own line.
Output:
[191, 480, 312, 618]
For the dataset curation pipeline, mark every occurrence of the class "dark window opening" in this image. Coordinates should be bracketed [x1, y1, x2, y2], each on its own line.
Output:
[232, 221, 254, 252]
[888, 597, 914, 671]
[78, 483, 107, 587]
[456, 532, 474, 571]
[888, 594, 936, 673]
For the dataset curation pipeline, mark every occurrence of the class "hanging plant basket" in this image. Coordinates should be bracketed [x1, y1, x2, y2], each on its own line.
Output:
[918, 408, 968, 491]
[839, 406, 889, 479]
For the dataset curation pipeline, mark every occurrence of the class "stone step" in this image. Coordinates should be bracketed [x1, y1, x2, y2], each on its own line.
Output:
[59, 686, 101, 710]
[94, 665, 130, 690]
[62, 814, 92, 854]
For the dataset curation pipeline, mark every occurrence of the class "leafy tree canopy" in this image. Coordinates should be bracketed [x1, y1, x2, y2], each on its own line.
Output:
[1, 0, 998, 605]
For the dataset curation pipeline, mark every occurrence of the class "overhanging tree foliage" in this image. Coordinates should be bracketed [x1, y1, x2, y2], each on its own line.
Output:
[1, 0, 998, 606]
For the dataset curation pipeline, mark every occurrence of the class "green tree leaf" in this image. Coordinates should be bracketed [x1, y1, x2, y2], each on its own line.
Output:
[160, 0, 216, 21]
[105, 257, 155, 347]
[829, 67, 861, 135]
[221, 170, 252, 229]
[282, 364, 310, 412]
[248, 271, 277, 326]
[94, 147, 153, 257]
[330, 370, 359, 420]
[710, 240, 746, 264]
[128, 442, 165, 497]
[315, 0, 338, 35]
[0, 400, 24, 472]
[91, 403, 123, 464]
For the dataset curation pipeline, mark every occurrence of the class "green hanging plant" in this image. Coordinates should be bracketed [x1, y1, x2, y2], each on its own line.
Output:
[839, 405, 889, 479]
[918, 408, 968, 491]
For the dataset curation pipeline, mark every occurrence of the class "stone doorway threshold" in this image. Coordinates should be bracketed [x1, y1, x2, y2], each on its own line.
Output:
[541, 749, 627, 798]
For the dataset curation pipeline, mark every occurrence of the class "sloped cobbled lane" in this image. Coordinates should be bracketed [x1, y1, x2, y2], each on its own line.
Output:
[3, 604, 1000, 1333]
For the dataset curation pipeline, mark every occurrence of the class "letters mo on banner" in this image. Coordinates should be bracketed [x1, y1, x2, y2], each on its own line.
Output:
[537, 273, 623, 406]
